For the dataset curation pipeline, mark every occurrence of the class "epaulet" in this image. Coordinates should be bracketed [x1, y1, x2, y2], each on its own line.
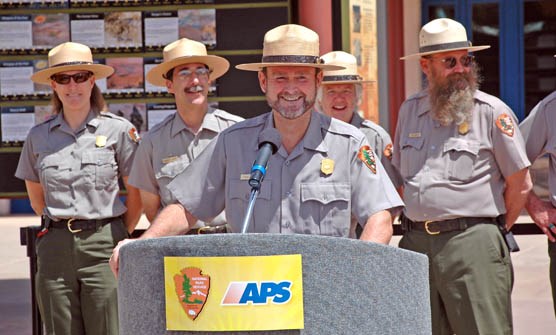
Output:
[99, 111, 128, 122]
[474, 90, 516, 118]
[224, 112, 268, 134]
[406, 90, 427, 102]
[213, 108, 245, 123]
[147, 113, 175, 134]
[324, 114, 366, 140]
[39, 113, 57, 125]
[540, 91, 556, 105]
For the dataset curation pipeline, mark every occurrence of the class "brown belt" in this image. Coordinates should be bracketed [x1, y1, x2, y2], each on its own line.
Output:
[400, 215, 496, 235]
[186, 224, 228, 235]
[44, 216, 119, 233]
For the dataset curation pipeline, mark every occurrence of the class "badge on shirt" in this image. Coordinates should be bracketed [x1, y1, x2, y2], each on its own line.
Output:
[357, 145, 377, 174]
[458, 122, 469, 135]
[408, 132, 421, 138]
[162, 156, 179, 164]
[496, 114, 514, 137]
[383, 143, 393, 160]
[320, 158, 334, 175]
[240, 174, 250, 181]
[128, 127, 141, 143]
[95, 135, 107, 147]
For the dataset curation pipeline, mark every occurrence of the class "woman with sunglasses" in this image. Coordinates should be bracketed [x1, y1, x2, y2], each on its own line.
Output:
[15, 42, 142, 335]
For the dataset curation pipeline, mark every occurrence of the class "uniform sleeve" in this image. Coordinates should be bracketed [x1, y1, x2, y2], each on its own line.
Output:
[128, 136, 159, 194]
[167, 134, 226, 220]
[519, 100, 548, 162]
[492, 106, 531, 177]
[116, 121, 139, 177]
[350, 136, 404, 224]
[15, 132, 39, 182]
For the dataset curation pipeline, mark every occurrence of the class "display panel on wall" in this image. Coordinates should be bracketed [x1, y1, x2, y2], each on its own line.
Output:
[0, 0, 291, 196]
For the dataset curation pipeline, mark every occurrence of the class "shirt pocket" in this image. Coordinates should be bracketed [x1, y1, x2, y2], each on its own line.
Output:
[228, 179, 272, 232]
[443, 138, 480, 181]
[38, 154, 71, 201]
[301, 183, 350, 236]
[82, 150, 118, 190]
[155, 157, 189, 205]
[400, 137, 425, 177]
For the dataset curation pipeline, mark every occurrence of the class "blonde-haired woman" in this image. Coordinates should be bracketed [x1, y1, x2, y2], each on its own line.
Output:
[15, 42, 142, 334]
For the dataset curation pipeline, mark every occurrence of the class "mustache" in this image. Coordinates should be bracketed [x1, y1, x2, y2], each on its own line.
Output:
[186, 85, 204, 93]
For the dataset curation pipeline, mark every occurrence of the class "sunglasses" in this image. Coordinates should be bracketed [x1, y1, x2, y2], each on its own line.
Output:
[426, 55, 475, 70]
[50, 72, 93, 85]
[175, 67, 211, 80]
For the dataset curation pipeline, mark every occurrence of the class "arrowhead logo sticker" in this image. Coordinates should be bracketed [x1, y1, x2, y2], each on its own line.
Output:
[173, 267, 210, 320]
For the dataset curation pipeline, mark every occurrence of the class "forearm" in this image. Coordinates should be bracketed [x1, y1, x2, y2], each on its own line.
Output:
[504, 168, 532, 229]
[140, 203, 194, 239]
[359, 210, 393, 244]
[122, 179, 143, 233]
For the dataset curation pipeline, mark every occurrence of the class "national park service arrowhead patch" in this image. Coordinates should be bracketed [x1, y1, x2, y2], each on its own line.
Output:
[128, 127, 141, 143]
[383, 143, 393, 160]
[173, 267, 210, 321]
[358, 145, 377, 174]
[496, 114, 514, 137]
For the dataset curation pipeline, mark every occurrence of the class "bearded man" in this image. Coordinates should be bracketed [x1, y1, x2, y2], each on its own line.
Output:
[393, 18, 532, 335]
[110, 24, 403, 276]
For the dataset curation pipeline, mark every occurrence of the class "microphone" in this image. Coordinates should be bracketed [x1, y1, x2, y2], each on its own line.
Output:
[249, 128, 281, 189]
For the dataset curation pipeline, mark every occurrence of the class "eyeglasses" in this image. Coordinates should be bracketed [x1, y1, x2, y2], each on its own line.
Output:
[426, 55, 475, 70]
[50, 72, 93, 85]
[175, 67, 211, 80]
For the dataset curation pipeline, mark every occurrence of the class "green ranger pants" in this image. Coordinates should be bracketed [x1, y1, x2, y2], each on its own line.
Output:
[399, 222, 513, 335]
[549, 240, 556, 318]
[35, 219, 128, 335]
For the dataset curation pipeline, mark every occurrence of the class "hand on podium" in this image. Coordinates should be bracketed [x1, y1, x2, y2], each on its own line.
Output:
[110, 238, 135, 278]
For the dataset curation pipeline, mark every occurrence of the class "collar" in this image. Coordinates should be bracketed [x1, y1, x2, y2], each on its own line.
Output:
[350, 111, 364, 127]
[49, 110, 99, 132]
[170, 107, 220, 138]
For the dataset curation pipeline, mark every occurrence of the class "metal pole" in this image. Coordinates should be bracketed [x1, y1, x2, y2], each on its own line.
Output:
[240, 188, 259, 234]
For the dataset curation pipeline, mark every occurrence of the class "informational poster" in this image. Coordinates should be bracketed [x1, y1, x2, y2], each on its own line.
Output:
[147, 103, 176, 130]
[1, 106, 35, 143]
[69, 0, 141, 7]
[0, 61, 34, 96]
[178, 9, 216, 49]
[143, 57, 167, 94]
[144, 11, 179, 49]
[70, 13, 105, 48]
[108, 103, 147, 133]
[104, 12, 142, 49]
[0, 15, 32, 50]
[0, 0, 68, 10]
[105, 57, 144, 96]
[348, 0, 378, 123]
[31, 13, 70, 49]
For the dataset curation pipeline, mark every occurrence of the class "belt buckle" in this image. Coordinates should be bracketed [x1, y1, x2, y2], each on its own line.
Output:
[424, 220, 440, 235]
[67, 218, 82, 233]
[197, 226, 210, 235]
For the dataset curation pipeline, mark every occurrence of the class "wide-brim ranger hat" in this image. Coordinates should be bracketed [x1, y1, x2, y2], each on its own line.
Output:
[31, 42, 114, 85]
[235, 24, 344, 72]
[146, 38, 230, 87]
[401, 18, 490, 60]
[320, 51, 373, 84]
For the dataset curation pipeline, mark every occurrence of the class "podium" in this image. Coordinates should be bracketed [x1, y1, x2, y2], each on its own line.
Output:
[118, 234, 431, 334]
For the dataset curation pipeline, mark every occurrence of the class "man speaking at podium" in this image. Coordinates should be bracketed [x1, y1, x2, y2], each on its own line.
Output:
[110, 24, 403, 276]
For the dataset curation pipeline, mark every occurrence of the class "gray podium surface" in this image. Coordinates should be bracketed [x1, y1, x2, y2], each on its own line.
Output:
[118, 234, 431, 335]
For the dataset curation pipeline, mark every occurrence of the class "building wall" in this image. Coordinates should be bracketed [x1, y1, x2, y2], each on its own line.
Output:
[403, 0, 422, 98]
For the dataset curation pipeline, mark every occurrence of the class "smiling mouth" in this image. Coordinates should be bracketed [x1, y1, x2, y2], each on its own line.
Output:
[281, 95, 302, 102]
[332, 105, 347, 111]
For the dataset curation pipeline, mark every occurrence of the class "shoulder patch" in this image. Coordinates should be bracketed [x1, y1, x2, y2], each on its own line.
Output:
[358, 145, 377, 174]
[383, 143, 393, 160]
[128, 127, 141, 143]
[496, 113, 514, 137]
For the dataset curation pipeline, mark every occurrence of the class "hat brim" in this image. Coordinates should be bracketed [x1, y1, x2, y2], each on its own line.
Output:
[235, 63, 344, 71]
[146, 55, 230, 87]
[321, 79, 374, 84]
[31, 63, 114, 85]
[400, 45, 490, 60]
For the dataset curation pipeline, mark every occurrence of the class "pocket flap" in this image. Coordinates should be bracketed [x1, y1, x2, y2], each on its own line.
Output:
[229, 179, 272, 200]
[402, 136, 424, 150]
[301, 183, 349, 205]
[82, 150, 115, 165]
[155, 158, 188, 179]
[443, 138, 480, 155]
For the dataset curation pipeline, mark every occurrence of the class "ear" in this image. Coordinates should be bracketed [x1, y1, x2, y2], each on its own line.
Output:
[50, 80, 57, 90]
[315, 69, 323, 87]
[420, 57, 431, 77]
[166, 79, 174, 94]
[258, 71, 267, 93]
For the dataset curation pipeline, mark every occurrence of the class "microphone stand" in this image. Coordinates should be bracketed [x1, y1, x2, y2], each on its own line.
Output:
[240, 186, 260, 234]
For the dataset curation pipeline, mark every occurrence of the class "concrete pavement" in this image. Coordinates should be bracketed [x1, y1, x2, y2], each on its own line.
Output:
[0, 215, 555, 334]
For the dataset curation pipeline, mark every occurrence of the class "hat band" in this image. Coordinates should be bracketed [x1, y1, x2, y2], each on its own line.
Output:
[262, 55, 322, 64]
[51, 61, 95, 68]
[419, 41, 471, 53]
[323, 75, 362, 82]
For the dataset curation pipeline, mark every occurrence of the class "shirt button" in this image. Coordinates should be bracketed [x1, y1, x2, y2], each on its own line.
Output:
[286, 191, 292, 197]
[285, 160, 290, 166]
[283, 221, 291, 228]
[431, 145, 436, 150]
[323, 194, 328, 200]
